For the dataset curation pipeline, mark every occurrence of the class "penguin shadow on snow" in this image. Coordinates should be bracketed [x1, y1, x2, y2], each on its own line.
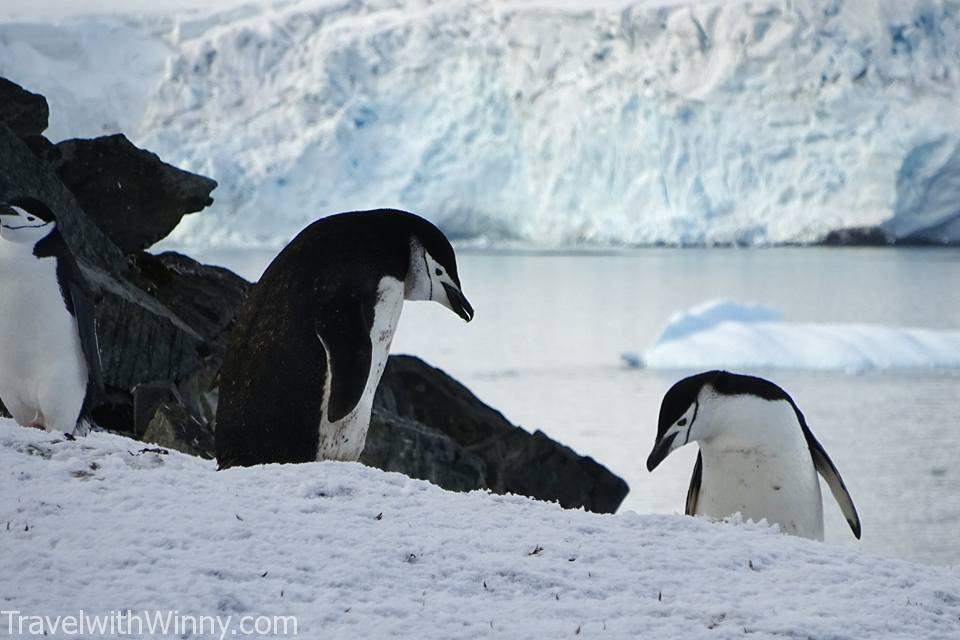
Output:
[647, 370, 862, 542]
[0, 197, 103, 437]
[215, 209, 473, 469]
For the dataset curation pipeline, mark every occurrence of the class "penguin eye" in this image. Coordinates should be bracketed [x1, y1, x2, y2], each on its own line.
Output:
[677, 418, 688, 426]
[435, 268, 443, 276]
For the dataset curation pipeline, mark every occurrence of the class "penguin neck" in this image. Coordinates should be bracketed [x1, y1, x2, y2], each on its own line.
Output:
[700, 396, 805, 454]
[695, 396, 824, 540]
[0, 227, 58, 257]
[0, 232, 54, 269]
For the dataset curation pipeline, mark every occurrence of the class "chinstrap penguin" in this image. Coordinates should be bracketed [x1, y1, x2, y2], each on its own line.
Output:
[216, 209, 474, 468]
[646, 371, 861, 541]
[0, 197, 103, 435]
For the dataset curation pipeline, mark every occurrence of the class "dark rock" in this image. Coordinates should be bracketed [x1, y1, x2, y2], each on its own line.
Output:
[893, 231, 958, 246]
[375, 356, 629, 514]
[135, 252, 250, 351]
[501, 430, 629, 515]
[83, 266, 208, 393]
[0, 78, 49, 138]
[141, 402, 214, 459]
[133, 382, 183, 439]
[821, 226, 891, 246]
[0, 124, 126, 272]
[49, 134, 217, 253]
[89, 392, 134, 435]
[361, 409, 487, 493]
[83, 252, 248, 408]
[177, 355, 224, 429]
[23, 134, 56, 159]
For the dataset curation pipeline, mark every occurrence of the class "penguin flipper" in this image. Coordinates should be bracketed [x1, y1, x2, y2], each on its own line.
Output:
[69, 279, 105, 400]
[685, 451, 702, 516]
[315, 300, 372, 424]
[804, 425, 862, 539]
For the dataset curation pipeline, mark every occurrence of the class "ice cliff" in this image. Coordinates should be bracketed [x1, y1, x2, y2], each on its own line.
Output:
[1, 0, 959, 247]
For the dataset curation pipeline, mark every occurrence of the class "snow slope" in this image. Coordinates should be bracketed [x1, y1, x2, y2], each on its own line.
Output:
[2, 0, 960, 248]
[1, 419, 958, 638]
[633, 299, 960, 371]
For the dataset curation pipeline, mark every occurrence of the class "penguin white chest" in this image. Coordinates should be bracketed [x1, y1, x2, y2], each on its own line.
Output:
[316, 276, 405, 461]
[0, 246, 88, 431]
[695, 402, 825, 540]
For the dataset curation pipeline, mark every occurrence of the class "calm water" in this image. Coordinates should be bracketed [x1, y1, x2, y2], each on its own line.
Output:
[195, 246, 960, 566]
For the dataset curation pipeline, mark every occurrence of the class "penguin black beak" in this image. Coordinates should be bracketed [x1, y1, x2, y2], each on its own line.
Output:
[646, 432, 679, 472]
[442, 282, 474, 322]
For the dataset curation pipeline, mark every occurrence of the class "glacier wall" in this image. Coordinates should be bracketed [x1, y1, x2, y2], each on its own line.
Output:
[2, 0, 960, 248]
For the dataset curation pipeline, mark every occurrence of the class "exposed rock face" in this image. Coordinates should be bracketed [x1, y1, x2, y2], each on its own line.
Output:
[821, 226, 891, 246]
[376, 356, 630, 513]
[361, 410, 487, 493]
[47, 135, 217, 253]
[134, 252, 249, 350]
[133, 382, 185, 438]
[76, 251, 246, 398]
[0, 78, 49, 139]
[0, 125, 125, 272]
[141, 402, 214, 459]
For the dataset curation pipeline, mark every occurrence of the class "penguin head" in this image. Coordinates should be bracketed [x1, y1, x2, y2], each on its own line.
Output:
[0, 197, 57, 245]
[646, 370, 793, 471]
[403, 218, 474, 322]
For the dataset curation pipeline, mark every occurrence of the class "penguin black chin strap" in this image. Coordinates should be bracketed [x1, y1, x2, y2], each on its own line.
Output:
[684, 401, 699, 445]
[422, 252, 432, 299]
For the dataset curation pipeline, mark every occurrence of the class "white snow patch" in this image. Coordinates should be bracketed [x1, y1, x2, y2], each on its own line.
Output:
[1, 419, 958, 637]
[2, 0, 960, 247]
[632, 299, 960, 371]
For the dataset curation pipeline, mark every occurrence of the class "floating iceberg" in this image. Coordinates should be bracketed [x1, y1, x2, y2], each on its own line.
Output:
[631, 299, 960, 371]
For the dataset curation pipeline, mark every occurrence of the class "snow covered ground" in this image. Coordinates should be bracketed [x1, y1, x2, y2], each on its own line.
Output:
[2, 419, 959, 639]
[633, 299, 960, 372]
[3, 0, 960, 247]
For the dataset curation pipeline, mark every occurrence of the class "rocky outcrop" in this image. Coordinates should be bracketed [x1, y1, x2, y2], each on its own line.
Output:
[0, 124, 125, 272]
[376, 356, 629, 513]
[0, 76, 629, 514]
[45, 135, 217, 253]
[361, 410, 487, 493]
[820, 226, 891, 246]
[0, 78, 48, 139]
[141, 402, 215, 459]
